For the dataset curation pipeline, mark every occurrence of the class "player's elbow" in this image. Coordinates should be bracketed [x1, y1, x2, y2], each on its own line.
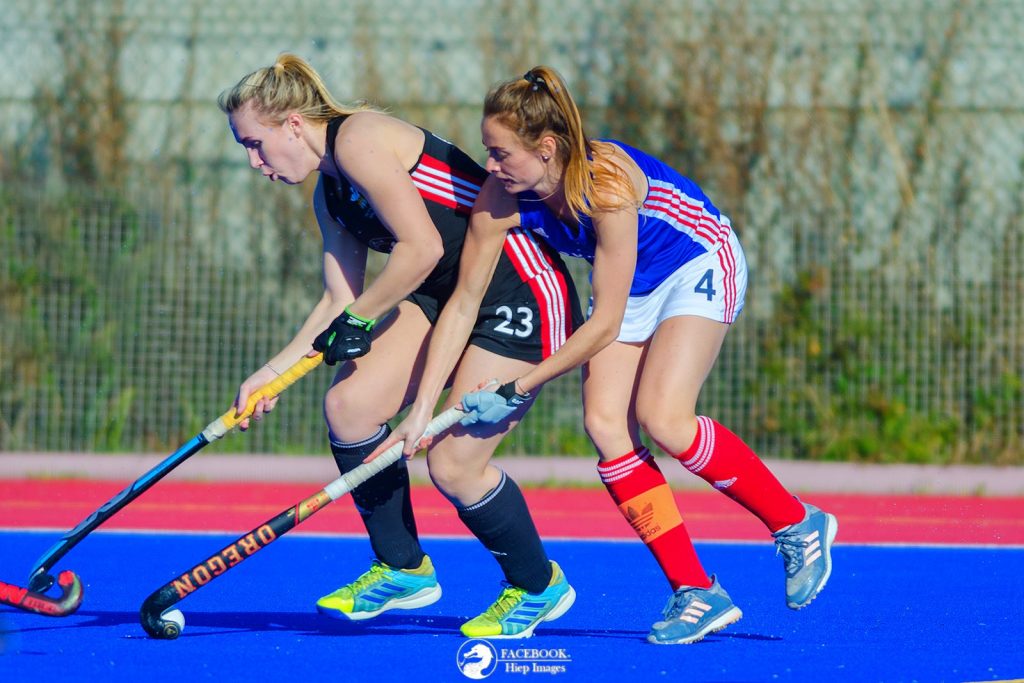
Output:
[397, 235, 444, 280]
[588, 316, 623, 352]
[596, 324, 621, 350]
[424, 236, 445, 268]
[449, 286, 487, 320]
[416, 234, 445, 271]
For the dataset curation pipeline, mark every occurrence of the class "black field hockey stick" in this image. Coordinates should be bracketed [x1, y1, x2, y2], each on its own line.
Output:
[26, 354, 324, 594]
[139, 405, 465, 639]
[1, 570, 84, 617]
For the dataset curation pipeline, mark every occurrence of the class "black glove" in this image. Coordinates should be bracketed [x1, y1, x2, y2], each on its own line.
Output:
[312, 308, 377, 365]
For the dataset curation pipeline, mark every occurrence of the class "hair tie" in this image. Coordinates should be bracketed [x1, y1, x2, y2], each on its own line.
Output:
[523, 71, 544, 91]
[523, 70, 560, 94]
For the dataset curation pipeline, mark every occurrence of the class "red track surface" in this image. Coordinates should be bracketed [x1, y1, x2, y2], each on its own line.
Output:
[3, 479, 1023, 545]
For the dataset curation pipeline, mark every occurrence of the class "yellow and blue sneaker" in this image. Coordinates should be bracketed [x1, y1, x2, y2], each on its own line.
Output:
[647, 575, 742, 645]
[316, 555, 441, 621]
[772, 502, 839, 609]
[460, 561, 576, 639]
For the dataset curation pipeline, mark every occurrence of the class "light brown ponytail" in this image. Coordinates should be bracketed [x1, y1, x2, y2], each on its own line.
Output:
[483, 66, 634, 220]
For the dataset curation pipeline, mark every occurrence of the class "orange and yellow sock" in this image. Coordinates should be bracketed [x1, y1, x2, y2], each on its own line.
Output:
[598, 447, 710, 590]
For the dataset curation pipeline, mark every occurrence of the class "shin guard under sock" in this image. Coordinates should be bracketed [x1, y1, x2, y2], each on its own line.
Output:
[457, 471, 552, 594]
[598, 447, 711, 590]
[674, 416, 805, 531]
[330, 425, 424, 570]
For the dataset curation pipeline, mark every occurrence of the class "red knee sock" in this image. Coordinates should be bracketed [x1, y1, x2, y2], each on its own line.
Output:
[674, 416, 805, 532]
[598, 447, 711, 590]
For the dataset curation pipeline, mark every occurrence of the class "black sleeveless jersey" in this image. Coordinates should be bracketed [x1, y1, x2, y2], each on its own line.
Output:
[320, 117, 479, 298]
[319, 117, 582, 359]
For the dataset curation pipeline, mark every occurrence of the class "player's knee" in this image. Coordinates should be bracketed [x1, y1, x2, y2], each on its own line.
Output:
[637, 406, 698, 451]
[323, 383, 391, 436]
[424, 453, 458, 494]
[323, 383, 359, 418]
[583, 409, 623, 455]
[426, 454, 479, 501]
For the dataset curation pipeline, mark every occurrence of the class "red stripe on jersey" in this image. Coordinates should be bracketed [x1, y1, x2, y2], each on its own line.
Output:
[412, 155, 481, 214]
[644, 186, 728, 247]
[501, 228, 572, 358]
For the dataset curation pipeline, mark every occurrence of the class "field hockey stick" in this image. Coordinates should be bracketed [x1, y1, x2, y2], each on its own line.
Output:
[1, 571, 84, 617]
[139, 405, 465, 639]
[26, 354, 324, 594]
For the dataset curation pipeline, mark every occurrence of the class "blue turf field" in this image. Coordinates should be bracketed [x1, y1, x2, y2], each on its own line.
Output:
[1, 530, 1022, 682]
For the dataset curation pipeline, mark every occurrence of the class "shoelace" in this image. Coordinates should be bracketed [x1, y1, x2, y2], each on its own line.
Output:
[483, 584, 527, 619]
[661, 587, 698, 620]
[773, 529, 808, 573]
[344, 562, 389, 595]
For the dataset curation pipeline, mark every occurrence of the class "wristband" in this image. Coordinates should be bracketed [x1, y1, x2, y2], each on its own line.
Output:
[343, 306, 377, 332]
[496, 380, 531, 403]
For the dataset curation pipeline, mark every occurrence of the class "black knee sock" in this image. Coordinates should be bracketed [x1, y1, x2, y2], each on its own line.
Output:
[457, 471, 552, 594]
[330, 425, 424, 570]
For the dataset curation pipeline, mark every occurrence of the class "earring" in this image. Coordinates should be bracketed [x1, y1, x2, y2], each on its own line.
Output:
[541, 155, 550, 162]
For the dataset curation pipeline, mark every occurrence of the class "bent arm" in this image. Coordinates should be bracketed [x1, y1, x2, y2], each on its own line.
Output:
[409, 177, 515, 416]
[267, 177, 368, 370]
[234, 178, 367, 419]
[512, 205, 637, 394]
[333, 114, 444, 322]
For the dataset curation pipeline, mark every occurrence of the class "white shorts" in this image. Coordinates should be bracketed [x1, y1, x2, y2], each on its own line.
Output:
[596, 230, 748, 343]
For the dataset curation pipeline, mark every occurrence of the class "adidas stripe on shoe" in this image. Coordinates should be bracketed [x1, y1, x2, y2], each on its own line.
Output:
[460, 561, 575, 639]
[316, 555, 441, 621]
[647, 575, 742, 645]
[772, 502, 838, 609]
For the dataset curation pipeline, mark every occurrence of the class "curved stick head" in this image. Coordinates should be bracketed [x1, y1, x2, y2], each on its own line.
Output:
[8, 570, 84, 616]
[140, 599, 182, 639]
[53, 570, 84, 614]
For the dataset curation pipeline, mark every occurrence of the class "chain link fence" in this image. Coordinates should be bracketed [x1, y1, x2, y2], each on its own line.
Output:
[1, 0, 1021, 463]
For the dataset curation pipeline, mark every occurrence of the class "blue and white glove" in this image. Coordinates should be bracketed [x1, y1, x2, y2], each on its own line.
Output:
[460, 381, 532, 427]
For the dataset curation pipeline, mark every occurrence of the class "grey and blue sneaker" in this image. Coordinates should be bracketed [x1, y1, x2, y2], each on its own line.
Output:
[460, 561, 576, 639]
[772, 502, 838, 609]
[647, 576, 742, 645]
[316, 555, 442, 620]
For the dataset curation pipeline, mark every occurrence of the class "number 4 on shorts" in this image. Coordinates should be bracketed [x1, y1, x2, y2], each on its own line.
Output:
[695, 269, 716, 301]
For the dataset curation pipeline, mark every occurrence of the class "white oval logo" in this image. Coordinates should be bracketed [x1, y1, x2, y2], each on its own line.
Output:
[456, 639, 498, 679]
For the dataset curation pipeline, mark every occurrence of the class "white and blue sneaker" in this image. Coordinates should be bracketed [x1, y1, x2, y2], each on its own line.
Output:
[647, 576, 742, 645]
[772, 502, 838, 609]
[316, 555, 441, 620]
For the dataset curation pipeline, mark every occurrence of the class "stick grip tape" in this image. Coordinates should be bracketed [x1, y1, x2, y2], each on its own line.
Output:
[203, 353, 324, 440]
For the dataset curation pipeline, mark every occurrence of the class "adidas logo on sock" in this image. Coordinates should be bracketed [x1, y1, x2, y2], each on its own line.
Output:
[626, 503, 662, 540]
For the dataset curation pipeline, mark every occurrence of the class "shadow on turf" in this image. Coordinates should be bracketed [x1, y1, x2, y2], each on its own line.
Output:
[9, 609, 782, 643]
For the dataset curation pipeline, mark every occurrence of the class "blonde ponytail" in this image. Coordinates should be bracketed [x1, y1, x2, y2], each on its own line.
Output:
[218, 53, 380, 124]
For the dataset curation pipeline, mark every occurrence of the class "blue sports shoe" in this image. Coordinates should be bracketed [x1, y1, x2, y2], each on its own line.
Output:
[772, 502, 838, 609]
[316, 555, 441, 621]
[460, 561, 576, 639]
[647, 576, 742, 645]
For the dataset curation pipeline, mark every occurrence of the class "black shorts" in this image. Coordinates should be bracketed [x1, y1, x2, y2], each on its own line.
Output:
[407, 276, 583, 363]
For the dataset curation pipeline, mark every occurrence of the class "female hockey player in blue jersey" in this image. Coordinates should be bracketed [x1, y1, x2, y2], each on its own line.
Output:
[380, 65, 838, 644]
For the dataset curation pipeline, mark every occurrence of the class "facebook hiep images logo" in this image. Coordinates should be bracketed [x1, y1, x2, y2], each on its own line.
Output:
[457, 639, 572, 678]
